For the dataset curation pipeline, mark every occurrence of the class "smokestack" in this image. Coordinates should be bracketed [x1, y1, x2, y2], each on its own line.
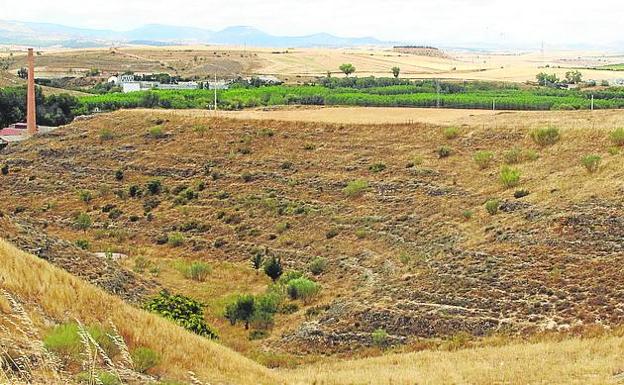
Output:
[27, 48, 37, 135]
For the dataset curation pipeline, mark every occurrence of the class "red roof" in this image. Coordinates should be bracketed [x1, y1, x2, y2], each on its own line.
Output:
[0, 127, 28, 136]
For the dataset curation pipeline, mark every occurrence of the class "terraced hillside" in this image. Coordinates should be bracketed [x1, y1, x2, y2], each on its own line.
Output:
[1, 110, 624, 362]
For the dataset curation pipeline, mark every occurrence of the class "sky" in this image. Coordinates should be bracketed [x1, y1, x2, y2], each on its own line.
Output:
[1, 0, 622, 47]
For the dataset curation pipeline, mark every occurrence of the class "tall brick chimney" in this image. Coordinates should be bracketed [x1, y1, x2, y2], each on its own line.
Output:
[26, 48, 37, 135]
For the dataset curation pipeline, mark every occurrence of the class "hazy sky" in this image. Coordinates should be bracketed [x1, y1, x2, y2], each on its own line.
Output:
[2, 0, 622, 46]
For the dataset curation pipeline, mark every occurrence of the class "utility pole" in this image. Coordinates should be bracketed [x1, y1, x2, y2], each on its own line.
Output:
[493, 98, 496, 111]
[436, 79, 440, 108]
[591, 94, 594, 111]
[213, 73, 217, 111]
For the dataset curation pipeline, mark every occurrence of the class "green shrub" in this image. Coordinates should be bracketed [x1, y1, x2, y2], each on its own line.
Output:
[1, 164, 9, 175]
[462, 210, 473, 220]
[325, 228, 339, 239]
[610, 128, 624, 146]
[224, 294, 256, 329]
[308, 257, 327, 275]
[581, 154, 601, 173]
[249, 330, 269, 340]
[473, 150, 494, 169]
[485, 199, 500, 215]
[287, 278, 321, 304]
[499, 166, 520, 188]
[437, 146, 452, 158]
[148, 126, 165, 139]
[343, 180, 368, 197]
[530, 127, 560, 146]
[174, 260, 211, 281]
[44, 323, 82, 358]
[514, 189, 530, 199]
[371, 328, 389, 348]
[145, 291, 218, 338]
[264, 256, 283, 282]
[167, 232, 185, 247]
[131, 347, 160, 373]
[608, 146, 620, 156]
[74, 212, 92, 231]
[355, 227, 368, 239]
[443, 126, 460, 139]
[146, 179, 162, 195]
[75, 239, 90, 250]
[114, 169, 124, 181]
[78, 190, 92, 203]
[76, 371, 121, 385]
[503, 147, 522, 164]
[525, 149, 539, 161]
[99, 128, 114, 141]
[369, 163, 386, 173]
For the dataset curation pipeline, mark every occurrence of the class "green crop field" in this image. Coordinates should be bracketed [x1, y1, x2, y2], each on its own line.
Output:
[75, 82, 624, 114]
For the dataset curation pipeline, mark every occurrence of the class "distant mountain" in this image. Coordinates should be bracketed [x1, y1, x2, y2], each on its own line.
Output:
[0, 20, 386, 48]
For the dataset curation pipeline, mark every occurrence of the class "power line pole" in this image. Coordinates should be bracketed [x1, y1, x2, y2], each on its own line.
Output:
[213, 73, 217, 111]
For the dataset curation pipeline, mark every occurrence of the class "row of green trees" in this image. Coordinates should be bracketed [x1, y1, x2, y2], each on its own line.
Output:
[0, 86, 79, 127]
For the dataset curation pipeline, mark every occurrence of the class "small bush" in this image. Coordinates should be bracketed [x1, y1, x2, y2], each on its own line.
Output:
[99, 129, 114, 141]
[167, 232, 185, 247]
[343, 180, 368, 197]
[146, 179, 162, 195]
[78, 190, 93, 203]
[131, 347, 160, 373]
[264, 256, 283, 282]
[303, 143, 316, 151]
[44, 323, 82, 358]
[525, 149, 539, 161]
[175, 260, 211, 281]
[148, 126, 166, 139]
[514, 189, 530, 199]
[76, 371, 121, 385]
[308, 257, 327, 275]
[473, 151, 494, 169]
[581, 154, 601, 173]
[443, 126, 460, 139]
[325, 228, 339, 239]
[500, 166, 520, 188]
[503, 147, 522, 164]
[608, 147, 620, 156]
[114, 169, 124, 181]
[287, 278, 321, 304]
[462, 210, 473, 220]
[485, 199, 500, 215]
[75, 239, 90, 250]
[145, 291, 218, 338]
[355, 227, 368, 239]
[437, 146, 452, 158]
[74, 212, 92, 231]
[369, 163, 386, 173]
[371, 328, 389, 348]
[249, 330, 269, 340]
[530, 127, 560, 146]
[610, 128, 624, 146]
[1, 164, 8, 175]
[129, 185, 142, 198]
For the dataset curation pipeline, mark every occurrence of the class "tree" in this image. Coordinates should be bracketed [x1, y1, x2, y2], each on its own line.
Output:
[17, 68, 28, 79]
[565, 70, 583, 84]
[391, 66, 400, 78]
[536, 72, 560, 86]
[74, 212, 92, 231]
[263, 256, 283, 282]
[224, 295, 255, 329]
[251, 250, 264, 272]
[339, 63, 356, 77]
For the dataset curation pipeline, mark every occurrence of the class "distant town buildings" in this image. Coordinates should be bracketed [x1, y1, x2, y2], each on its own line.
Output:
[110, 74, 201, 93]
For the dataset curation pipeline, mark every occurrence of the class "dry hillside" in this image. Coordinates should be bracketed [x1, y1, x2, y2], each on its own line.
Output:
[1, 109, 624, 363]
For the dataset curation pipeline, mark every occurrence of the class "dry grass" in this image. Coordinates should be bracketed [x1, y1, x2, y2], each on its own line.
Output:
[285, 336, 624, 385]
[0, 239, 282, 385]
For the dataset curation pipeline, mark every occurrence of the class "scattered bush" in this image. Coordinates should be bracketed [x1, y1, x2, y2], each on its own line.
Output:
[99, 129, 114, 141]
[443, 126, 460, 139]
[145, 291, 218, 338]
[148, 126, 165, 139]
[369, 163, 386, 173]
[473, 150, 494, 169]
[500, 166, 521, 188]
[287, 278, 321, 304]
[514, 189, 530, 199]
[75, 239, 90, 250]
[114, 169, 124, 181]
[251, 250, 264, 271]
[355, 227, 368, 239]
[174, 260, 211, 281]
[224, 294, 256, 329]
[308, 257, 327, 275]
[608, 147, 620, 156]
[146, 179, 162, 195]
[76, 371, 121, 385]
[74, 212, 92, 231]
[462, 210, 473, 220]
[371, 328, 389, 348]
[78, 190, 92, 203]
[343, 180, 368, 197]
[1, 164, 8, 175]
[437, 146, 452, 158]
[131, 347, 160, 373]
[167, 232, 185, 247]
[264, 256, 283, 282]
[129, 184, 142, 198]
[581, 154, 601, 173]
[485, 199, 500, 215]
[530, 127, 560, 146]
[325, 228, 339, 239]
[610, 128, 624, 146]
[43, 323, 82, 358]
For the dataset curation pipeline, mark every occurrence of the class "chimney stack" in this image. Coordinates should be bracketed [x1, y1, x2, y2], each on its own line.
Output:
[27, 48, 37, 135]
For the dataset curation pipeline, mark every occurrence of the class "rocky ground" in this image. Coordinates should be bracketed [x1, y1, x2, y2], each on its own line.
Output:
[0, 110, 623, 356]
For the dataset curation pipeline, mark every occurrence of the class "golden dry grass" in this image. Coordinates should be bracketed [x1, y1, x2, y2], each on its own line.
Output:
[0, 239, 283, 385]
[286, 336, 624, 385]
